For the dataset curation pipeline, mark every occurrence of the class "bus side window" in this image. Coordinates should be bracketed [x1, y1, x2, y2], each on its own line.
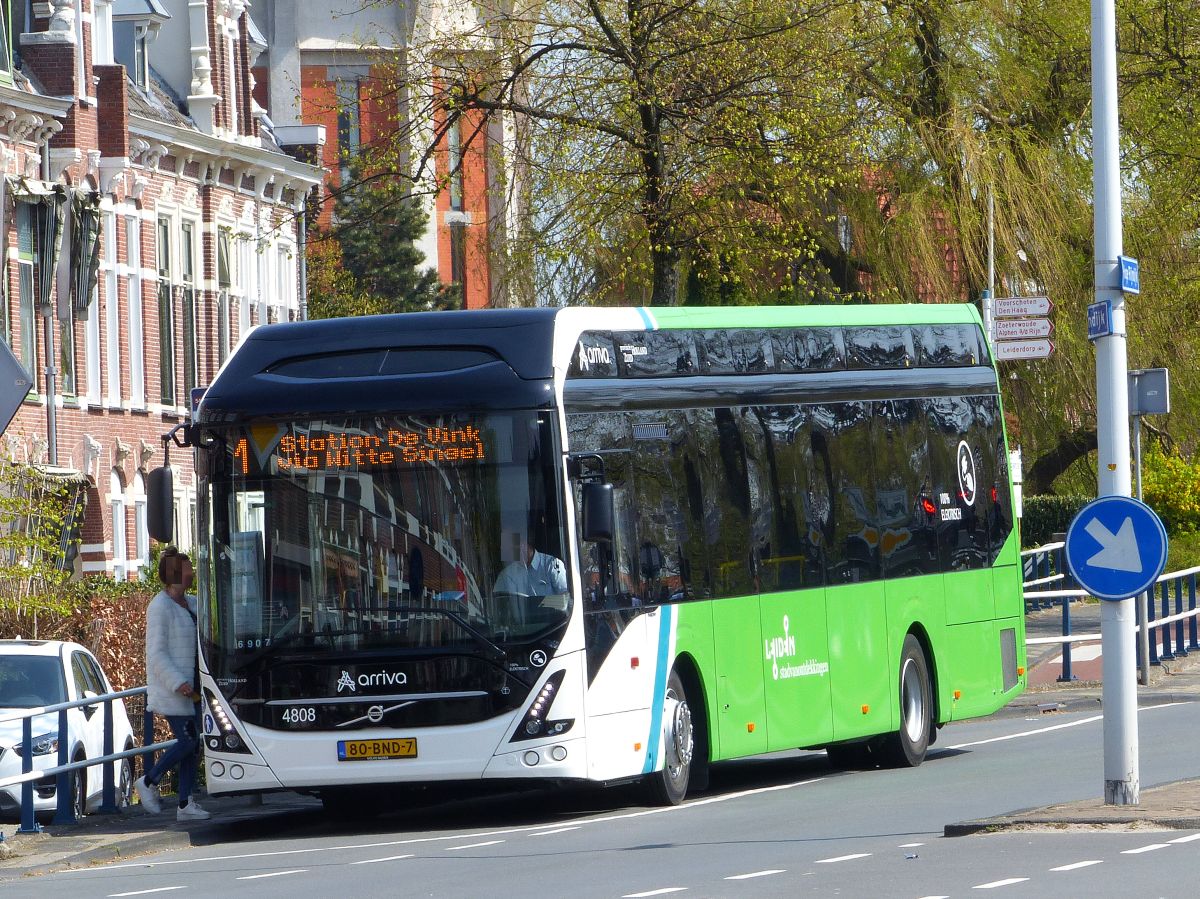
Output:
[813, 402, 880, 584]
[924, 396, 980, 571]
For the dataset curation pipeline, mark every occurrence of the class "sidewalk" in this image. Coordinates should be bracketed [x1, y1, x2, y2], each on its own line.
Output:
[4, 605, 1200, 877]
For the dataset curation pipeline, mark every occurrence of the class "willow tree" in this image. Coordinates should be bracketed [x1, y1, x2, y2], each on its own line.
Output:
[838, 0, 1200, 494]
[379, 0, 871, 305]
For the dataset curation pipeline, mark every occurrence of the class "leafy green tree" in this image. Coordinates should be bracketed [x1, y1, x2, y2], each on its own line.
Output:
[308, 156, 460, 319]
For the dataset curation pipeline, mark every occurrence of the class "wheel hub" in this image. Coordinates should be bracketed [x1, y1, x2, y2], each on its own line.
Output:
[667, 698, 694, 767]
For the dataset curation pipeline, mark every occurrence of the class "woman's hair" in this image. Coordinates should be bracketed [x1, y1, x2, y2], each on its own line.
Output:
[158, 546, 191, 586]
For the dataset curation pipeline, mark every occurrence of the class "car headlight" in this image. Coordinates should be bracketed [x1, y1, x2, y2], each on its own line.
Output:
[14, 733, 59, 757]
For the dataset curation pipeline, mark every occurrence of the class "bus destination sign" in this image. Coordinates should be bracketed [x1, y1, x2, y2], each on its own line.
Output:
[233, 425, 488, 475]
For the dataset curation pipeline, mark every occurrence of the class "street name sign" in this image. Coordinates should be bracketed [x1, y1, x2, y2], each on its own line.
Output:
[1087, 300, 1113, 341]
[993, 317, 1053, 340]
[1065, 495, 1167, 601]
[1118, 255, 1140, 294]
[994, 296, 1052, 317]
[992, 338, 1054, 361]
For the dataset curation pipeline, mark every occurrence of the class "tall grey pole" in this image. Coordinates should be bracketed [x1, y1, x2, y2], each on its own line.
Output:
[1092, 0, 1138, 805]
[982, 186, 995, 343]
[1134, 414, 1150, 687]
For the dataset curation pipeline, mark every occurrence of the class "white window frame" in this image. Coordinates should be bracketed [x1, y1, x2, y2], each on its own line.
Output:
[132, 470, 148, 575]
[93, 1, 115, 66]
[103, 209, 121, 407]
[238, 232, 253, 334]
[126, 213, 145, 408]
[85, 281, 101, 405]
[109, 469, 127, 581]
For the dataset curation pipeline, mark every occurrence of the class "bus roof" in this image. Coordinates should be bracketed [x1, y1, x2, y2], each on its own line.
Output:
[197, 304, 985, 421]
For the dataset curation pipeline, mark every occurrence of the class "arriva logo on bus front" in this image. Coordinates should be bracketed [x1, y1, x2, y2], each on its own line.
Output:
[337, 669, 409, 693]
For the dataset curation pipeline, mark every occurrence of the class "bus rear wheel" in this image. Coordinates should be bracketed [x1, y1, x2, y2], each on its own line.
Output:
[643, 670, 693, 806]
[883, 634, 932, 768]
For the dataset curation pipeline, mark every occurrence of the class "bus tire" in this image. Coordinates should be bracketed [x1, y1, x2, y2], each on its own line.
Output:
[643, 669, 693, 806]
[883, 634, 932, 768]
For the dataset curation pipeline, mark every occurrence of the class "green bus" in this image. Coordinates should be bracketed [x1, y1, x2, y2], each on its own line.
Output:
[151, 302, 1025, 810]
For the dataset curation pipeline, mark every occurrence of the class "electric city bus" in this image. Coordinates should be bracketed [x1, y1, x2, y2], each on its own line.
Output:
[147, 304, 1025, 809]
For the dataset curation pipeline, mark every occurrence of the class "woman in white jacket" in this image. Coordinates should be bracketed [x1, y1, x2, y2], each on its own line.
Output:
[134, 548, 210, 821]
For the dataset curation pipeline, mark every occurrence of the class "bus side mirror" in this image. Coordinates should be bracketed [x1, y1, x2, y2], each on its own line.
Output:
[146, 466, 174, 544]
[581, 482, 614, 543]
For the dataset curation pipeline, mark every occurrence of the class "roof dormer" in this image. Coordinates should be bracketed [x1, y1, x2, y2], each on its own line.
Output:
[112, 0, 169, 91]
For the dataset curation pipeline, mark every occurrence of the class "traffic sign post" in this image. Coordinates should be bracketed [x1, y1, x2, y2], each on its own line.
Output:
[993, 318, 1053, 340]
[1118, 255, 1140, 294]
[1087, 300, 1113, 340]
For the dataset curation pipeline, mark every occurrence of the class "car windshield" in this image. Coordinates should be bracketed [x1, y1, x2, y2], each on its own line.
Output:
[196, 411, 570, 670]
[0, 655, 68, 708]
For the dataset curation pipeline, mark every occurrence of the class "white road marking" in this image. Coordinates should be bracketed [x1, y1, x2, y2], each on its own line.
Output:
[898, 842, 925, 848]
[724, 870, 785, 880]
[915, 895, 949, 899]
[622, 890, 686, 898]
[236, 869, 307, 880]
[531, 826, 580, 836]
[1121, 843, 1170, 854]
[973, 878, 1029, 889]
[351, 854, 415, 865]
[815, 853, 870, 863]
[1169, 833, 1200, 844]
[1050, 644, 1103, 663]
[108, 890, 186, 898]
[444, 840, 504, 851]
[950, 716, 1103, 749]
[65, 777, 828, 873]
[949, 702, 1185, 750]
[1050, 860, 1103, 871]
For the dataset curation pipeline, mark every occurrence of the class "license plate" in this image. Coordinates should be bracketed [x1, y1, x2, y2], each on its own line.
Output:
[337, 738, 418, 761]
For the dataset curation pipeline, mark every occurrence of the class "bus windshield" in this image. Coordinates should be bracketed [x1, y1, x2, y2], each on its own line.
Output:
[196, 411, 570, 672]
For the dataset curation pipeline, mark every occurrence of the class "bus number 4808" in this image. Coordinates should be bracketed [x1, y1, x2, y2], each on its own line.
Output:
[281, 707, 316, 725]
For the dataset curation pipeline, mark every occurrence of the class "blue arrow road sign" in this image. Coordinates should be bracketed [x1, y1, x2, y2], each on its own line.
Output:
[1118, 255, 1140, 294]
[1064, 496, 1167, 600]
[1087, 300, 1112, 340]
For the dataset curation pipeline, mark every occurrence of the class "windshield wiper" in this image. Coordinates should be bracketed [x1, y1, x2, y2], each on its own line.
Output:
[391, 605, 507, 662]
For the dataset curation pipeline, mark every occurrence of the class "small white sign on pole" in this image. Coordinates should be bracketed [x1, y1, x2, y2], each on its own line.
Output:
[993, 338, 1054, 361]
[992, 318, 1053, 340]
[994, 296, 1053, 317]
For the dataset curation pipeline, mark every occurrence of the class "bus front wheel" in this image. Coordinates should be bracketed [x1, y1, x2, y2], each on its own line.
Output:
[643, 669, 693, 806]
[883, 634, 932, 767]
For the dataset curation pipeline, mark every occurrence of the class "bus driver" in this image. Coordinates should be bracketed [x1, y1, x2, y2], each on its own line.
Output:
[495, 536, 568, 597]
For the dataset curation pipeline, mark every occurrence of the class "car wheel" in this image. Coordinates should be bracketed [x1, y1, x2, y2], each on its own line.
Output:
[70, 757, 87, 820]
[116, 753, 134, 809]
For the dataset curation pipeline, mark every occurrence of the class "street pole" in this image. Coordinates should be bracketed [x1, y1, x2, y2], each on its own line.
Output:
[1134, 413, 1150, 687]
[982, 186, 995, 344]
[1092, 0, 1138, 805]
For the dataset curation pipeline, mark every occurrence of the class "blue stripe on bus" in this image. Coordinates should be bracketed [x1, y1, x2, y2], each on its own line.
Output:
[642, 603, 674, 774]
[636, 307, 656, 330]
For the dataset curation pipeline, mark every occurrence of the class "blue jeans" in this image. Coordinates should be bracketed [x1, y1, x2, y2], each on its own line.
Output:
[145, 712, 201, 805]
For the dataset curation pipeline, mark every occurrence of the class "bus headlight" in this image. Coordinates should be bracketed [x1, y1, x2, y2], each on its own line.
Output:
[510, 670, 574, 742]
[204, 689, 252, 755]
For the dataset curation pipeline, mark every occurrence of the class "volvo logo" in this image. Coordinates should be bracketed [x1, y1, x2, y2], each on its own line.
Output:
[367, 705, 384, 723]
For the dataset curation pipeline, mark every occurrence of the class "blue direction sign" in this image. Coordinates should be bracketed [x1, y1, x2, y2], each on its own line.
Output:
[1065, 496, 1167, 601]
[1118, 255, 1140, 294]
[1087, 300, 1112, 340]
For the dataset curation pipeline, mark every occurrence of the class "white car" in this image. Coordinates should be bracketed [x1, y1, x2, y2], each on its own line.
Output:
[0, 639, 136, 822]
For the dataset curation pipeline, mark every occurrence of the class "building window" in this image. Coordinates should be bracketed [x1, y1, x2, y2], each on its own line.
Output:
[59, 309, 74, 396]
[110, 469, 127, 581]
[217, 229, 231, 361]
[0, 3, 12, 78]
[85, 277, 100, 404]
[16, 202, 36, 384]
[180, 221, 197, 395]
[104, 210, 120, 406]
[450, 223, 467, 302]
[126, 215, 144, 407]
[132, 470, 148, 575]
[93, 1, 114, 66]
[238, 233, 252, 336]
[157, 215, 174, 406]
[447, 117, 464, 211]
[335, 78, 360, 187]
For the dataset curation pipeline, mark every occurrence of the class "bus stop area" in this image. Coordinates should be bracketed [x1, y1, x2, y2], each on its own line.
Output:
[3, 607, 1200, 880]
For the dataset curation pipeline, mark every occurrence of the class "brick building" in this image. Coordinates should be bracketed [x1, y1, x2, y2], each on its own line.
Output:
[248, 1, 520, 310]
[1, 0, 320, 580]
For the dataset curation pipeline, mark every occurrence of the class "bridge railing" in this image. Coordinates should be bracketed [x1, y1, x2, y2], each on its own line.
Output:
[1023, 542, 1200, 679]
[0, 686, 177, 836]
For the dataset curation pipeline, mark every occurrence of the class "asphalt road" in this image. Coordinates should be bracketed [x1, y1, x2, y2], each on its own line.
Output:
[7, 698, 1200, 898]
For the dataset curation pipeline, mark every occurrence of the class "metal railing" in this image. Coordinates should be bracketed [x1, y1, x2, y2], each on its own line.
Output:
[0, 686, 177, 836]
[1023, 539, 1200, 681]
